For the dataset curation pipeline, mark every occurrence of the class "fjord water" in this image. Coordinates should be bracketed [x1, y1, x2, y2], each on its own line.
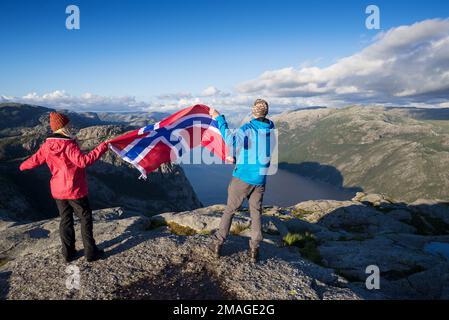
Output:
[182, 164, 355, 207]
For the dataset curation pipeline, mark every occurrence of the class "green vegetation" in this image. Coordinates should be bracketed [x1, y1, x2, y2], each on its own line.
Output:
[230, 222, 249, 235]
[0, 257, 9, 268]
[290, 208, 314, 219]
[167, 221, 197, 236]
[146, 219, 212, 236]
[283, 233, 304, 246]
[283, 231, 316, 247]
[283, 232, 323, 265]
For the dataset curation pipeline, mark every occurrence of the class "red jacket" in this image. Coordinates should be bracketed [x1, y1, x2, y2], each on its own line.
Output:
[19, 134, 108, 200]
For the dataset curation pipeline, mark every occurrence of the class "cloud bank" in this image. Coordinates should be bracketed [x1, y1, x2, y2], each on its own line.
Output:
[2, 90, 149, 112]
[237, 18, 449, 107]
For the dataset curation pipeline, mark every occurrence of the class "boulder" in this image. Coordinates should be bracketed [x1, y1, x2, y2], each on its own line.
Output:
[318, 235, 449, 298]
[316, 204, 416, 235]
[355, 193, 393, 206]
[382, 263, 449, 299]
[151, 206, 289, 237]
[290, 200, 354, 223]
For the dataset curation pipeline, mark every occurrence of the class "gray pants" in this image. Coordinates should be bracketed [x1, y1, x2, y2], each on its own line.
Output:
[214, 177, 265, 250]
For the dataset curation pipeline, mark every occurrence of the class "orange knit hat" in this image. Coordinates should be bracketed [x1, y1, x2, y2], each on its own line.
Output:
[50, 112, 70, 132]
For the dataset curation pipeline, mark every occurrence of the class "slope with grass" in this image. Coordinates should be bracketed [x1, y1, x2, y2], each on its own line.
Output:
[273, 106, 449, 202]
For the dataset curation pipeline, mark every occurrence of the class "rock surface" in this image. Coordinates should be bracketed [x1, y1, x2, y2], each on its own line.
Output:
[0, 208, 361, 300]
[1, 193, 448, 300]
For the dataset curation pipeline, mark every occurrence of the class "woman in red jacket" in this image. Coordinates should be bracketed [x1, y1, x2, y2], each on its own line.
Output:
[20, 112, 109, 263]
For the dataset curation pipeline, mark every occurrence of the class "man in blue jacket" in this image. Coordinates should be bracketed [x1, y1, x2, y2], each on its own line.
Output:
[209, 99, 275, 263]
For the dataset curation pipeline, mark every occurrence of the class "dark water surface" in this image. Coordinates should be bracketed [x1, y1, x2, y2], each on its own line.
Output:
[182, 164, 355, 207]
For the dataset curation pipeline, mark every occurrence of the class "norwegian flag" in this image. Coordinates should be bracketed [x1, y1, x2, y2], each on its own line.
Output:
[108, 104, 231, 178]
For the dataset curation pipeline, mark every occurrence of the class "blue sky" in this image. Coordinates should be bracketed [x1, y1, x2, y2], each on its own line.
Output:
[1, 0, 449, 111]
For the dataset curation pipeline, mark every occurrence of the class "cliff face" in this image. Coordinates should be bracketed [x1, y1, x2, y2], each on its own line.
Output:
[0, 103, 201, 221]
[0, 194, 447, 300]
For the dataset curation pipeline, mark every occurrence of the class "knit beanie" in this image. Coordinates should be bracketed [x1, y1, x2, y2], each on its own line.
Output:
[252, 99, 269, 118]
[50, 112, 70, 132]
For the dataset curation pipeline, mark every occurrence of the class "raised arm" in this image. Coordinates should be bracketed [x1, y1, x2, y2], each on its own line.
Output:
[19, 145, 46, 171]
[210, 107, 245, 150]
[65, 141, 108, 168]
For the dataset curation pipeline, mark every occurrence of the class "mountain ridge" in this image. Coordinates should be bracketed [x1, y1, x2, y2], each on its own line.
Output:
[273, 105, 449, 202]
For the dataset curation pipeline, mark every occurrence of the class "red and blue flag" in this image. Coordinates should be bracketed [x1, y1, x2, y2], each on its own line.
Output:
[108, 104, 231, 178]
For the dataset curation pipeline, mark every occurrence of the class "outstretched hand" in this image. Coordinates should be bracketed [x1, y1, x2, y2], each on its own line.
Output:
[209, 107, 220, 119]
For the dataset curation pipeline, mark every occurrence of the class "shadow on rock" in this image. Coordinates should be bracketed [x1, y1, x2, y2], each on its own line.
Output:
[114, 255, 234, 300]
[98, 218, 155, 258]
[0, 271, 11, 300]
[300, 196, 449, 299]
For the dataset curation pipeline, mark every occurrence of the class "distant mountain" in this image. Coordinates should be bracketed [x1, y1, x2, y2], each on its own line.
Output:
[0, 102, 169, 131]
[0, 103, 201, 221]
[273, 106, 449, 202]
[96, 111, 170, 127]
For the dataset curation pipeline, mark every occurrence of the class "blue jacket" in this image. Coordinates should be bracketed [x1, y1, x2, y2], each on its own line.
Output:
[216, 115, 275, 186]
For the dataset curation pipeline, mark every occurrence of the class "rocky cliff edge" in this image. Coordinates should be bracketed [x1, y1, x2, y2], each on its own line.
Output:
[1, 193, 448, 300]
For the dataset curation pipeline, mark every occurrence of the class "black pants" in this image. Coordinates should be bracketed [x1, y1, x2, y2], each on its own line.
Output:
[55, 197, 97, 259]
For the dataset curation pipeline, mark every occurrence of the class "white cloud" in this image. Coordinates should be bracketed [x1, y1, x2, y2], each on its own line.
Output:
[200, 86, 230, 97]
[1, 89, 336, 120]
[237, 18, 449, 107]
[0, 95, 13, 102]
[6, 90, 150, 112]
[157, 92, 193, 100]
[201, 86, 219, 96]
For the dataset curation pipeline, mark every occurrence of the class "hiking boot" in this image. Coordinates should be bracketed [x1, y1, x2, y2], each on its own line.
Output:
[248, 247, 259, 263]
[86, 248, 106, 263]
[209, 241, 222, 258]
[64, 250, 78, 263]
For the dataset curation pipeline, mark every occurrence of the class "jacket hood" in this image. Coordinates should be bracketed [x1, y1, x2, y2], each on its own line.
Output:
[249, 118, 275, 131]
[45, 135, 73, 155]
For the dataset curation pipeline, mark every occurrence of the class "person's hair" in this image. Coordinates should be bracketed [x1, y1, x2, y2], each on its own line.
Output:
[254, 99, 268, 110]
[55, 126, 73, 138]
[252, 99, 269, 118]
